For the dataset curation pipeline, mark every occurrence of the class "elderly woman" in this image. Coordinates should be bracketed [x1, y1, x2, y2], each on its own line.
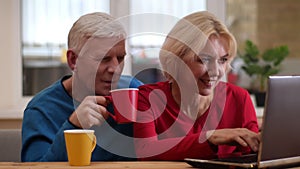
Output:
[134, 11, 260, 161]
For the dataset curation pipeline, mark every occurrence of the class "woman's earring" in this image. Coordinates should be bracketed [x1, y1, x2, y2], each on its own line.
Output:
[73, 65, 77, 72]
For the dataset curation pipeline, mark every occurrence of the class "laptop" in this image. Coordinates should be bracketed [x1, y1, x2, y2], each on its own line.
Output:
[185, 76, 300, 169]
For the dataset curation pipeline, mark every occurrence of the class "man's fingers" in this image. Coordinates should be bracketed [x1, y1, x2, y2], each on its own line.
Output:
[95, 96, 108, 106]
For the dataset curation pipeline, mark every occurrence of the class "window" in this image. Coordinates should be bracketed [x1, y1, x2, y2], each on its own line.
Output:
[129, 0, 206, 47]
[22, 0, 109, 95]
[22, 0, 109, 48]
[0, 0, 224, 118]
[129, 0, 206, 83]
[22, 0, 208, 95]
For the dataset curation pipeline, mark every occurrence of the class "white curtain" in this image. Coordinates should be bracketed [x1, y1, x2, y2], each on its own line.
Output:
[22, 0, 206, 58]
[129, 0, 206, 47]
[22, 0, 110, 46]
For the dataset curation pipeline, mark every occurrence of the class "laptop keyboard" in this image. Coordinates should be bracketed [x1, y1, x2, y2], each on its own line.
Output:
[214, 153, 258, 163]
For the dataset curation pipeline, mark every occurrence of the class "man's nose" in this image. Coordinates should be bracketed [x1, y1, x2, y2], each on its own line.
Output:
[107, 57, 120, 72]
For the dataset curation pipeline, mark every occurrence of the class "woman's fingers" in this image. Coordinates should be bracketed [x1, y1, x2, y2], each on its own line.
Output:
[234, 129, 260, 152]
[207, 128, 260, 152]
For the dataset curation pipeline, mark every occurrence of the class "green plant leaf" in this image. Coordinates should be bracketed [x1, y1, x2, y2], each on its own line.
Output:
[262, 65, 279, 76]
[262, 45, 289, 66]
[240, 40, 259, 64]
[242, 64, 262, 76]
[274, 46, 289, 66]
[262, 49, 277, 62]
[239, 40, 289, 91]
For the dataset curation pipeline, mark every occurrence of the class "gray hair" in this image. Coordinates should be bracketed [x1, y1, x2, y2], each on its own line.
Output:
[68, 12, 126, 55]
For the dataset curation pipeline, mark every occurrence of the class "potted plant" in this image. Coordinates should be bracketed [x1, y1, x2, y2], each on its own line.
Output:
[240, 40, 289, 106]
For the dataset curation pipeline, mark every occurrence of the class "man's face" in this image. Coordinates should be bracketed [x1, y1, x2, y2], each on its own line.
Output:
[74, 37, 126, 97]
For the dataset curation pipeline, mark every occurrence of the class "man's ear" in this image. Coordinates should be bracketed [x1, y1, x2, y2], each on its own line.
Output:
[66, 50, 77, 71]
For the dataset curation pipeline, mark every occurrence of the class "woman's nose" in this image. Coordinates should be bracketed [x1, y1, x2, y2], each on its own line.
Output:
[206, 61, 220, 77]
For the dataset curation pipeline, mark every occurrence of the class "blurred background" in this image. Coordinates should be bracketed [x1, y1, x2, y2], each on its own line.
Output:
[1, 0, 300, 128]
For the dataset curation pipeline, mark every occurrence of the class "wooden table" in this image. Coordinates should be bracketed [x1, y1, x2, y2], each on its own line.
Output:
[0, 161, 191, 169]
[1, 161, 300, 169]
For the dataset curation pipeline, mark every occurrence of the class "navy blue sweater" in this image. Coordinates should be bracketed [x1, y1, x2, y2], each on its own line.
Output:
[21, 75, 143, 162]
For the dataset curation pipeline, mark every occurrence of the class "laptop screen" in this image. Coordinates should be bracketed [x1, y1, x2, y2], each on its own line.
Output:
[259, 76, 300, 162]
[184, 76, 300, 169]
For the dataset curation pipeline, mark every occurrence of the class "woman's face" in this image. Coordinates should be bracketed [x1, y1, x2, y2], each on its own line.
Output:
[184, 35, 230, 96]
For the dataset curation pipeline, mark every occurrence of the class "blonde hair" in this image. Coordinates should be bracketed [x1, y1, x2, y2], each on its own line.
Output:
[159, 11, 237, 80]
[68, 12, 126, 55]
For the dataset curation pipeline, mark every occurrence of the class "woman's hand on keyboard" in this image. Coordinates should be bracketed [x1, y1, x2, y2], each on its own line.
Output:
[206, 128, 261, 152]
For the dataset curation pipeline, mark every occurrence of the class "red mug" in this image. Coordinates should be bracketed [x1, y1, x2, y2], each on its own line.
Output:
[105, 88, 139, 123]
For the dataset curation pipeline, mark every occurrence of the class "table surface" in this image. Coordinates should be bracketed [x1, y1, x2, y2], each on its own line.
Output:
[1, 161, 300, 169]
[0, 161, 191, 169]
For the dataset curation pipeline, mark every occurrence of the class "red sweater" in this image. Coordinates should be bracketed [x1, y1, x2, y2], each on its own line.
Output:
[134, 81, 259, 160]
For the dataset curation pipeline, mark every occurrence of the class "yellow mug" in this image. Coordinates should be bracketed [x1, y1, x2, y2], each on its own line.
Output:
[64, 129, 96, 166]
